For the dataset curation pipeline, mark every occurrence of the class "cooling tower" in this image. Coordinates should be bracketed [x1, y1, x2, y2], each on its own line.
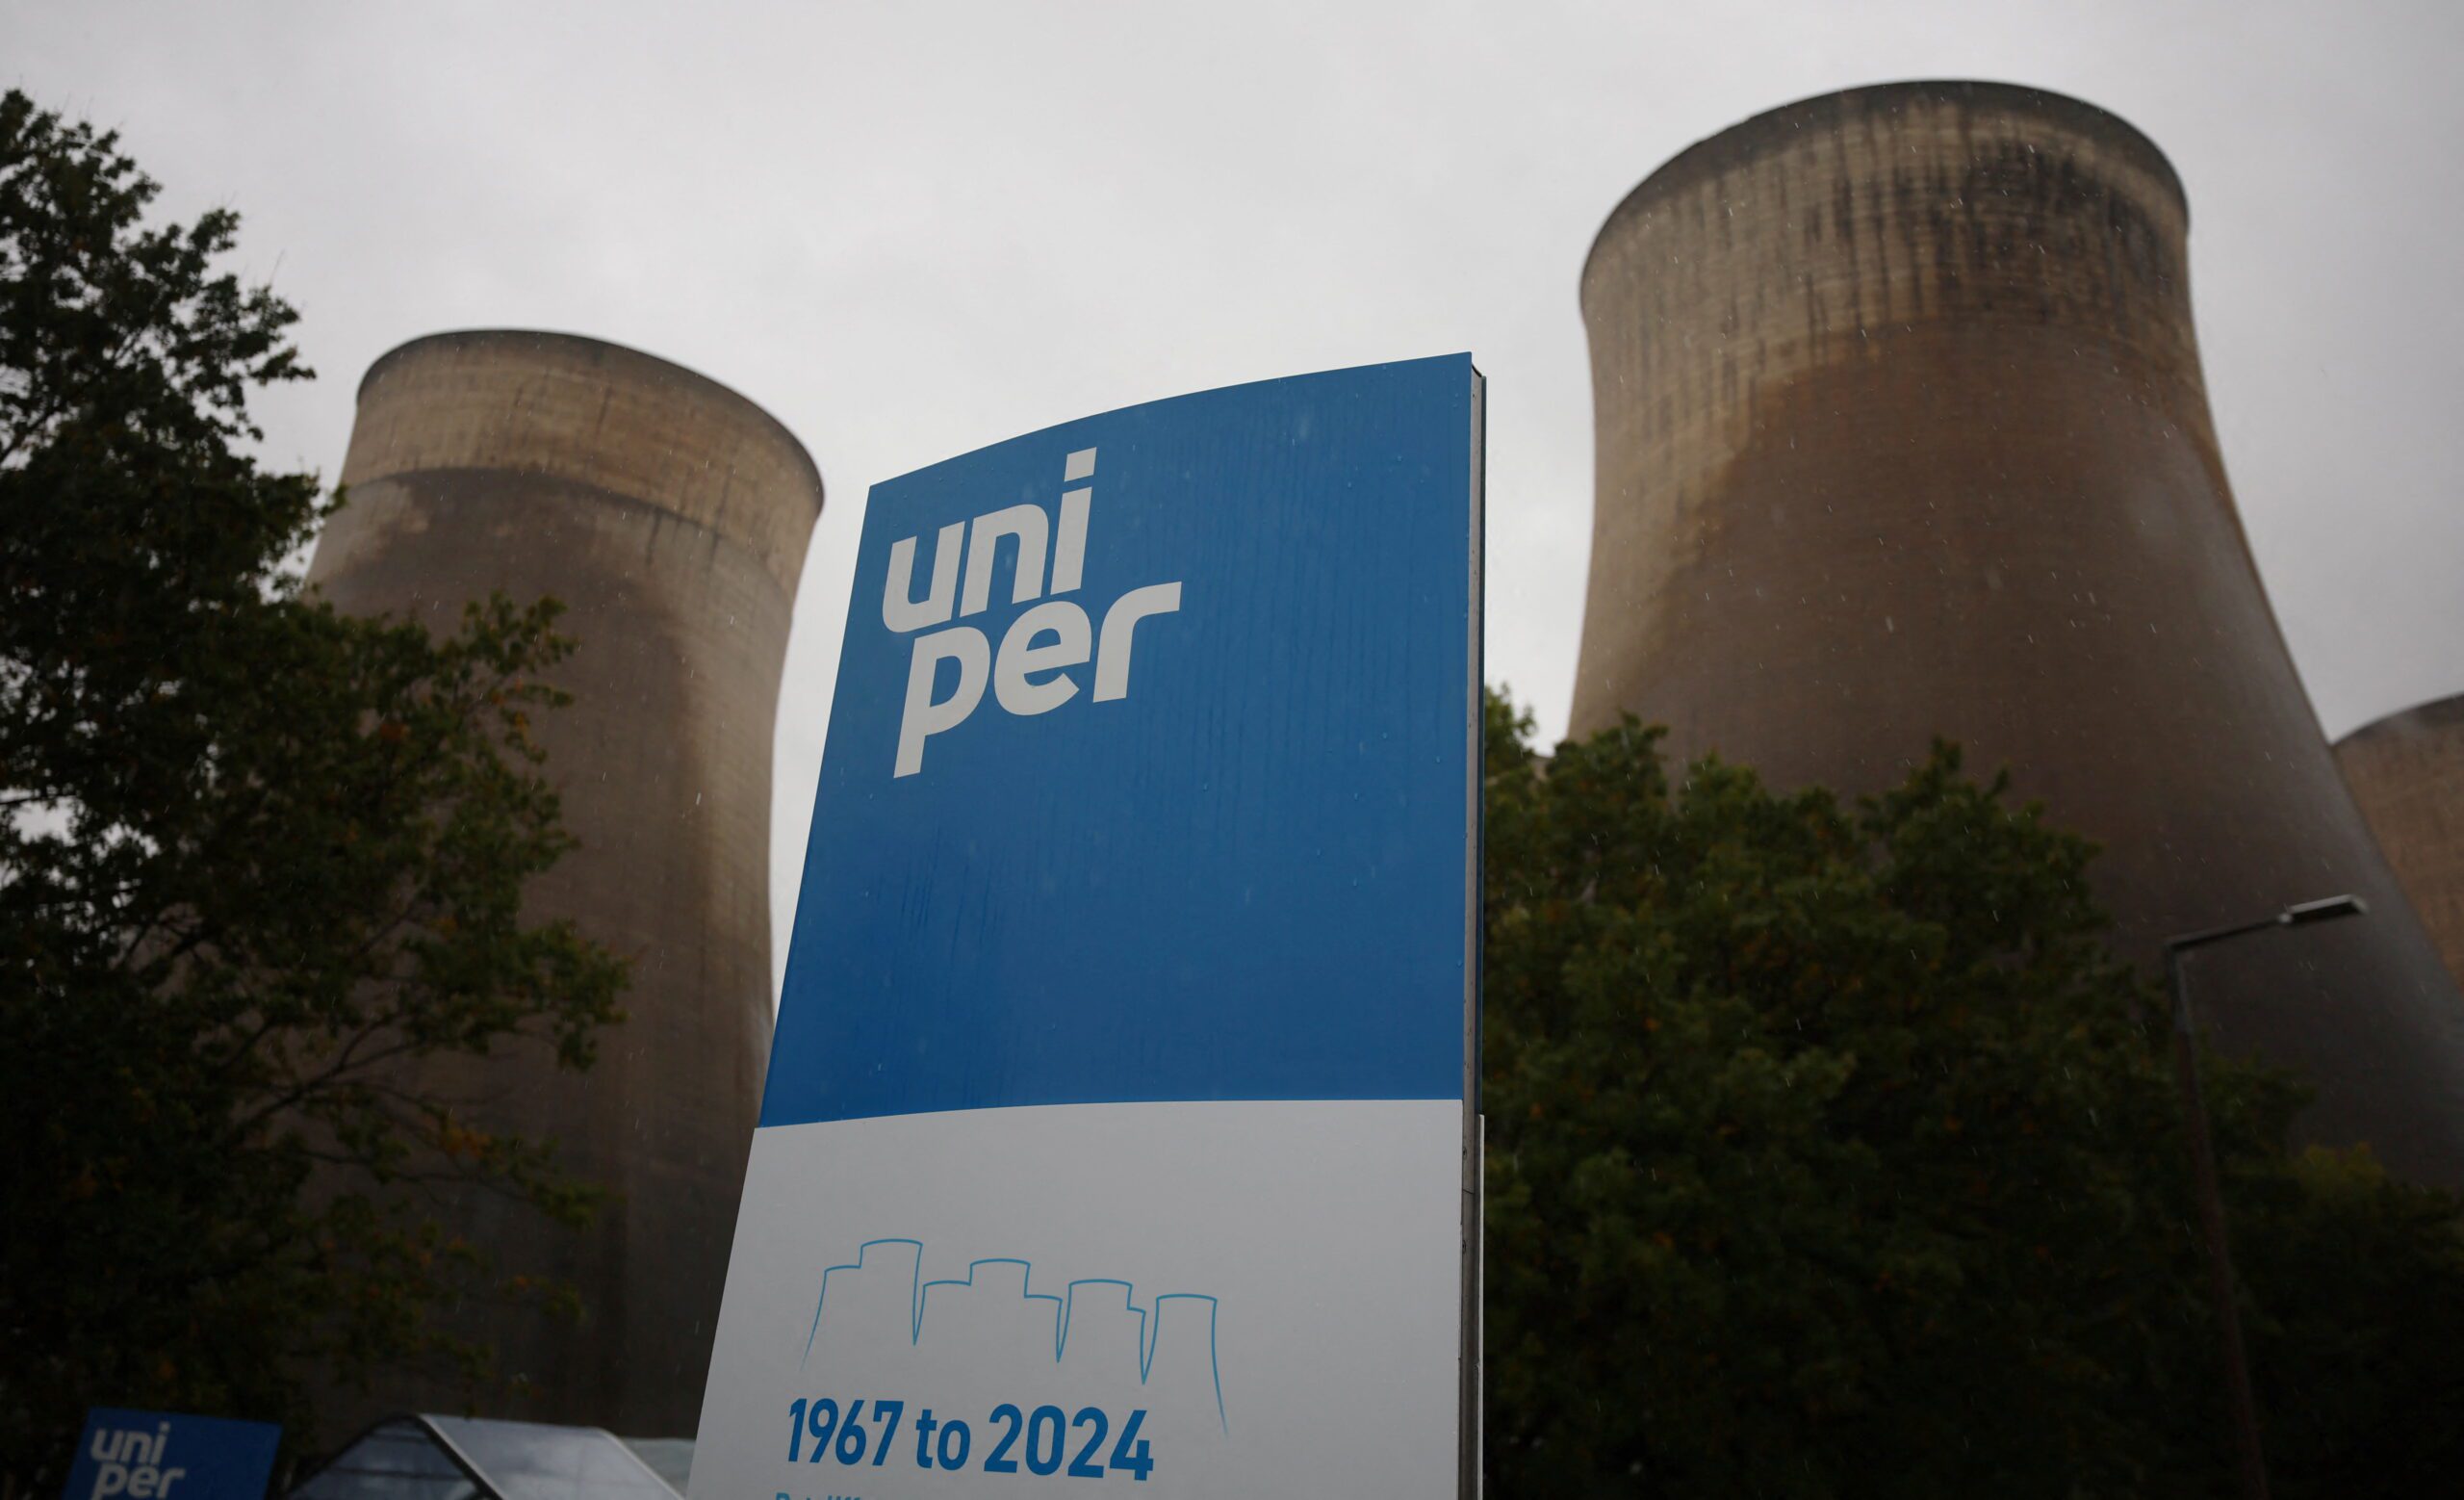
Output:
[2338, 695, 2464, 992]
[306, 331, 821, 1435]
[1571, 82, 2464, 1185]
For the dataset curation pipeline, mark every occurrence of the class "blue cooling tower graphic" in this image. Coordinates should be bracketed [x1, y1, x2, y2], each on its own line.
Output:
[801, 1239, 1225, 1430]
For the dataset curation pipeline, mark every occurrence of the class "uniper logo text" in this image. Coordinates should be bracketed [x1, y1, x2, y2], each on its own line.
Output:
[81, 1420, 186, 1498]
[884, 447, 1182, 777]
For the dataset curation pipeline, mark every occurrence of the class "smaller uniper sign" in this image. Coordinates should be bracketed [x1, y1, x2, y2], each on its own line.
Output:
[62, 1409, 280, 1500]
[884, 447, 1182, 778]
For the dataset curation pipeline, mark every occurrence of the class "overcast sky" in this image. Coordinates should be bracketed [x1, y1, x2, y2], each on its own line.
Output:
[11, 0, 2461, 981]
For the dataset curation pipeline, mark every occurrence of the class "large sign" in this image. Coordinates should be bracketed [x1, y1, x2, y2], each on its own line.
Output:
[61, 1409, 279, 1500]
[693, 355, 1484, 1498]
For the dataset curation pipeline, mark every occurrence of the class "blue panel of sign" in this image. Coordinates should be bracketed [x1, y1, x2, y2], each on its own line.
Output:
[61, 1409, 279, 1500]
[760, 354, 1479, 1125]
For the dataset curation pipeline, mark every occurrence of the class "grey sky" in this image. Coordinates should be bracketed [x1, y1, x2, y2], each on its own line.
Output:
[10, 0, 2461, 982]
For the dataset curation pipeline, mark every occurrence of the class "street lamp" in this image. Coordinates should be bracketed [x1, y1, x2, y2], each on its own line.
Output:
[2165, 892, 2366, 1500]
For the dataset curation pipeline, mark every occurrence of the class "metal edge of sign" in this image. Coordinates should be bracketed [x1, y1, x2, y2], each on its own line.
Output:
[1459, 360, 1487, 1500]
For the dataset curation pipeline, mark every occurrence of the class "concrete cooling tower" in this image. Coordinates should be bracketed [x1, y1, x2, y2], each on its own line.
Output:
[1570, 82, 2464, 1186]
[2338, 695, 2464, 992]
[306, 331, 822, 1435]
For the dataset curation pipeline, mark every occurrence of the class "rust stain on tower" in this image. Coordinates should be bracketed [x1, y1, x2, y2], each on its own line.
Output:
[307, 330, 822, 1435]
[1572, 82, 2464, 1184]
[2338, 694, 2464, 992]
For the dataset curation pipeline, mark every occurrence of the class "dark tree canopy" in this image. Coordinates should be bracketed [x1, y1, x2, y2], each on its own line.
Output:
[0, 91, 626, 1488]
[1481, 694, 2464, 1499]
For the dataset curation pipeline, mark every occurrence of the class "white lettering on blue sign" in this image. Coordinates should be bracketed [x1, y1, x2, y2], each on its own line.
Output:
[883, 449, 1183, 778]
[68, 1407, 281, 1500]
[81, 1419, 188, 1498]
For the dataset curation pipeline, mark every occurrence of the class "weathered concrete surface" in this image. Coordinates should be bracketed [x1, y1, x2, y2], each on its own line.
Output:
[2339, 696, 2464, 992]
[1573, 82, 2464, 1186]
[306, 331, 820, 1435]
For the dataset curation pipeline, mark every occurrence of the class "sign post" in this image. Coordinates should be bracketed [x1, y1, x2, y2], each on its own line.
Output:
[693, 355, 1484, 1497]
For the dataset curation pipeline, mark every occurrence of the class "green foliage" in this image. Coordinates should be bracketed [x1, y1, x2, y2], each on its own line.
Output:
[1482, 692, 2464, 1498]
[0, 91, 627, 1487]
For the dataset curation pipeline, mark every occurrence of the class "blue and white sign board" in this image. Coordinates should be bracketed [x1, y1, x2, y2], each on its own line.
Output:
[62, 1409, 279, 1500]
[692, 355, 1484, 1498]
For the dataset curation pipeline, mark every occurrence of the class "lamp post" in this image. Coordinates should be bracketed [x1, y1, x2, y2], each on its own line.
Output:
[2165, 893, 2366, 1500]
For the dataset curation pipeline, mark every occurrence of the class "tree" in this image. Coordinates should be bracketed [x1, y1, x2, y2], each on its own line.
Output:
[1481, 693, 2464, 1498]
[0, 91, 626, 1490]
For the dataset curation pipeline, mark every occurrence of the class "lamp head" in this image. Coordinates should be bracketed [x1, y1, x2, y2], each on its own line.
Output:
[2280, 894, 2366, 926]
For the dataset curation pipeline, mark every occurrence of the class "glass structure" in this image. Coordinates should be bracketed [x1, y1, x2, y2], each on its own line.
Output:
[288, 1415, 682, 1499]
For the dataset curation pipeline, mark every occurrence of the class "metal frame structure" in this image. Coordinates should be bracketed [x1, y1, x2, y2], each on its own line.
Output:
[283, 1412, 681, 1499]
